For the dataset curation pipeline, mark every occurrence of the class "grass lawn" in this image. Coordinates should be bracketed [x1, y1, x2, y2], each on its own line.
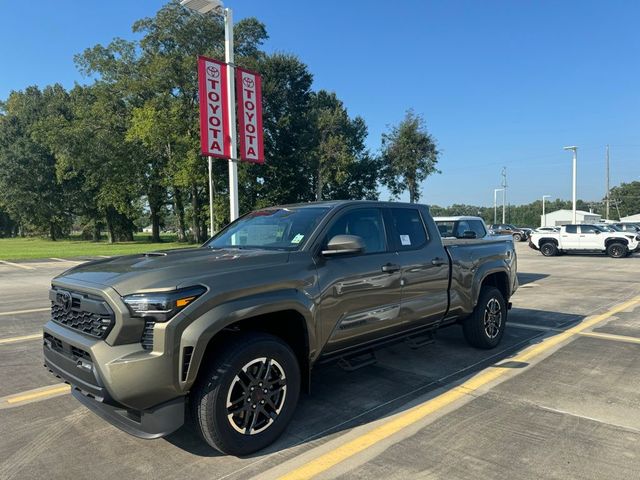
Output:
[0, 234, 194, 261]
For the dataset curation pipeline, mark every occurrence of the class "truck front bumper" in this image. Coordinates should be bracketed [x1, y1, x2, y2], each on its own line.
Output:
[43, 320, 185, 439]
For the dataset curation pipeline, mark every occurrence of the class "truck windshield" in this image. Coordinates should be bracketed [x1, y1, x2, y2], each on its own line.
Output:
[205, 207, 329, 250]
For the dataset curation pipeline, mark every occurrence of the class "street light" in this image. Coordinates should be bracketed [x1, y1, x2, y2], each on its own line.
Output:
[493, 188, 504, 224]
[181, 0, 239, 236]
[542, 195, 551, 227]
[563, 146, 578, 224]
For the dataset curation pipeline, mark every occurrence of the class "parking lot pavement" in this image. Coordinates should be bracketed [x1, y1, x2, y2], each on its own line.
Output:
[1, 244, 639, 479]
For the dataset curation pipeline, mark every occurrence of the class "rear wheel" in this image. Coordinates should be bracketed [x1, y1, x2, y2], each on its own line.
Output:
[190, 332, 300, 456]
[540, 242, 558, 257]
[607, 242, 628, 258]
[463, 286, 507, 349]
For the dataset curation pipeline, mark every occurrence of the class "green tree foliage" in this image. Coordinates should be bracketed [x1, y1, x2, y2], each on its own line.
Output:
[609, 181, 640, 218]
[309, 90, 378, 201]
[380, 110, 440, 203]
[0, 85, 74, 239]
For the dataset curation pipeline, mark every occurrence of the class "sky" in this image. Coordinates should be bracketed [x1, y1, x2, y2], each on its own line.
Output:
[1, 0, 639, 207]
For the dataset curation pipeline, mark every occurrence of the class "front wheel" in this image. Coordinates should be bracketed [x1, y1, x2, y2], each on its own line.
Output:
[190, 332, 301, 455]
[463, 286, 507, 349]
[540, 242, 558, 257]
[513, 233, 522, 242]
[607, 242, 628, 258]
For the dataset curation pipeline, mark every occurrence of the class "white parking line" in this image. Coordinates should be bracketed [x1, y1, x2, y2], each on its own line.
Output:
[0, 260, 36, 270]
[49, 257, 85, 264]
[0, 307, 49, 317]
[0, 333, 41, 345]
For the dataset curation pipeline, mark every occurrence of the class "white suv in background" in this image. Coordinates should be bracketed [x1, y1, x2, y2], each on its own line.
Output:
[529, 224, 640, 258]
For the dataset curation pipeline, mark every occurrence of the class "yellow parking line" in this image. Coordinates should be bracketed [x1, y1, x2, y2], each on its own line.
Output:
[578, 331, 640, 345]
[0, 307, 49, 317]
[278, 294, 640, 480]
[1, 384, 70, 407]
[0, 260, 35, 270]
[0, 333, 41, 345]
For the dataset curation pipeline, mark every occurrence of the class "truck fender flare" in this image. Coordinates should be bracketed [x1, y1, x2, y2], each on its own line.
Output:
[178, 289, 315, 387]
[471, 264, 511, 309]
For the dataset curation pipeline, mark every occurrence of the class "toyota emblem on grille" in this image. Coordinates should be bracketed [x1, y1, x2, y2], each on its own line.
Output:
[57, 290, 72, 314]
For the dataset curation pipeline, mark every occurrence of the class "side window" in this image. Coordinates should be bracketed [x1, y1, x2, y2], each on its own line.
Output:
[469, 220, 487, 238]
[390, 208, 428, 249]
[580, 225, 598, 234]
[455, 220, 471, 238]
[323, 208, 386, 254]
[436, 221, 455, 237]
[565, 225, 578, 234]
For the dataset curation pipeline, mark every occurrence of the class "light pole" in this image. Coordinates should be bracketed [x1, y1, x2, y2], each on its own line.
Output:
[563, 146, 578, 224]
[542, 195, 551, 227]
[181, 0, 239, 235]
[493, 188, 504, 224]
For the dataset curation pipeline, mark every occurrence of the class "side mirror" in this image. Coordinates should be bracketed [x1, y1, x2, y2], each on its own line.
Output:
[595, 230, 601, 234]
[322, 235, 365, 256]
[461, 230, 477, 239]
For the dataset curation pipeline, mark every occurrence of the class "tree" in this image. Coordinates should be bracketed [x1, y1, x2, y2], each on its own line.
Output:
[37, 84, 143, 242]
[308, 90, 378, 201]
[380, 110, 440, 203]
[0, 85, 75, 239]
[609, 181, 640, 219]
[75, 0, 269, 241]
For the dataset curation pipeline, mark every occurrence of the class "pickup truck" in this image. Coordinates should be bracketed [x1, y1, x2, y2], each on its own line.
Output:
[529, 223, 640, 258]
[43, 200, 518, 455]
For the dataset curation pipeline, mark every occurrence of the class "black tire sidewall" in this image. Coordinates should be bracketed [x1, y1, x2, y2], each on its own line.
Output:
[195, 334, 300, 456]
[607, 243, 627, 258]
[464, 286, 507, 349]
[540, 243, 557, 256]
[513, 233, 522, 242]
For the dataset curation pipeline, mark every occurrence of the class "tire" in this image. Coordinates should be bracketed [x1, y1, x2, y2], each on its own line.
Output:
[190, 332, 301, 456]
[607, 242, 628, 258]
[463, 286, 507, 349]
[513, 233, 522, 242]
[540, 242, 558, 257]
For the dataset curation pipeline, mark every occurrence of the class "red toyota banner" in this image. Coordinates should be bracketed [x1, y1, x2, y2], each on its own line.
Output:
[236, 68, 264, 164]
[198, 56, 231, 158]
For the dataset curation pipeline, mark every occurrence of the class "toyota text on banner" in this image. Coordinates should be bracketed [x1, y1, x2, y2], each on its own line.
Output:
[236, 67, 264, 164]
[198, 56, 231, 158]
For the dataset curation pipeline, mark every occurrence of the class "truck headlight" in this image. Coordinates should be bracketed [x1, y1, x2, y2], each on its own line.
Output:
[123, 286, 206, 322]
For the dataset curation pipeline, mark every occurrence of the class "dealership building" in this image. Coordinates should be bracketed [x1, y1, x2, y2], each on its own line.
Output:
[540, 209, 602, 227]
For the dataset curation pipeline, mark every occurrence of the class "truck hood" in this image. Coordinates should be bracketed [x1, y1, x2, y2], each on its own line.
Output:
[53, 247, 290, 295]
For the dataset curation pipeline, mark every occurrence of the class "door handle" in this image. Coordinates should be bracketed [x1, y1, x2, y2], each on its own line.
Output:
[381, 263, 401, 273]
[431, 257, 447, 266]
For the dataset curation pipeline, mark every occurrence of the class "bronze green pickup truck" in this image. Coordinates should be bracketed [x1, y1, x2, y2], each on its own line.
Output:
[43, 200, 518, 455]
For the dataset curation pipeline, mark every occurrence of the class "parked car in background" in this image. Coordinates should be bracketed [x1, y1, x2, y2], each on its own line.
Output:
[434, 216, 489, 239]
[613, 223, 640, 233]
[529, 224, 640, 258]
[488, 224, 529, 242]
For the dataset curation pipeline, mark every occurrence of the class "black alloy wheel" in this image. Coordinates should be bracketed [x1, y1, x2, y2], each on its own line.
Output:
[190, 332, 300, 456]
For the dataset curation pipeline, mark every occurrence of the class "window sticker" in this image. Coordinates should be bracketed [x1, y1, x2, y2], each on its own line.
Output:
[400, 235, 411, 246]
[291, 233, 305, 244]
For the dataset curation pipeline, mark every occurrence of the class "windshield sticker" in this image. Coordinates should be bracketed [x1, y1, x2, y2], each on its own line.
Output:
[400, 235, 411, 246]
[291, 233, 305, 244]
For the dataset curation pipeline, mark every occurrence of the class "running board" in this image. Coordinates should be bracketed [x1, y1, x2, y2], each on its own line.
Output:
[337, 350, 377, 371]
[405, 331, 435, 349]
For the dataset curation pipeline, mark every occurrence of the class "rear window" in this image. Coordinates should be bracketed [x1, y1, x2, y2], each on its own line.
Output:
[390, 208, 428, 250]
[565, 225, 578, 234]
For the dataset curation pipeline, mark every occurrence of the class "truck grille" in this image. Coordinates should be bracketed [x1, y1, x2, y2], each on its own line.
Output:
[50, 289, 115, 339]
[141, 319, 155, 350]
